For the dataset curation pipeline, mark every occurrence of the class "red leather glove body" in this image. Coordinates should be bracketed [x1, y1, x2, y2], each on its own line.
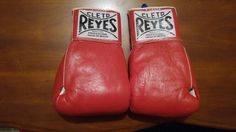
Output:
[128, 7, 200, 117]
[53, 8, 130, 116]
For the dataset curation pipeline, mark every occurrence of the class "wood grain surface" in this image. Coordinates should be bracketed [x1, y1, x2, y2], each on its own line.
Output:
[0, 0, 236, 131]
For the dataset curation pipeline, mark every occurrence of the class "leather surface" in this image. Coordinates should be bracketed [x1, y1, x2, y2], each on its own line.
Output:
[53, 41, 130, 116]
[129, 40, 199, 117]
[52, 8, 130, 116]
[128, 7, 200, 117]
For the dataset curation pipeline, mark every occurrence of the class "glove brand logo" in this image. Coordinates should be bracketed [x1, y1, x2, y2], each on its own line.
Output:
[134, 9, 176, 41]
[77, 10, 118, 40]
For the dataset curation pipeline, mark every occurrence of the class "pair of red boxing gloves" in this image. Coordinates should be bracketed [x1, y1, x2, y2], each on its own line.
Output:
[52, 7, 200, 117]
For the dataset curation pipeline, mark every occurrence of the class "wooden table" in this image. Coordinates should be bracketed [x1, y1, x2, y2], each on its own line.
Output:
[0, 0, 236, 131]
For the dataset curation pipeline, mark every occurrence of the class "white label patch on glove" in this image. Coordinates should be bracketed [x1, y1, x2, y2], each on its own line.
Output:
[134, 8, 176, 41]
[77, 10, 118, 41]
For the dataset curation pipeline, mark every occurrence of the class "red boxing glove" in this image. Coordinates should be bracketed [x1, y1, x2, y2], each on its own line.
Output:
[53, 8, 130, 116]
[128, 7, 200, 117]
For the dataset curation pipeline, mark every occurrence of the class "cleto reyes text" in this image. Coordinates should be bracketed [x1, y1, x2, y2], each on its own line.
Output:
[78, 11, 117, 34]
[135, 10, 175, 38]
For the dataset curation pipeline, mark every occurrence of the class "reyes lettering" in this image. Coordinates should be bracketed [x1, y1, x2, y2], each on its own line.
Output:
[77, 10, 118, 40]
[134, 9, 176, 41]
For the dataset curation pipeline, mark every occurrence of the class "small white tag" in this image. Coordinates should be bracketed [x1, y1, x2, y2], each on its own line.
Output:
[189, 88, 196, 98]
[134, 8, 176, 41]
[59, 86, 65, 95]
[77, 10, 118, 40]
